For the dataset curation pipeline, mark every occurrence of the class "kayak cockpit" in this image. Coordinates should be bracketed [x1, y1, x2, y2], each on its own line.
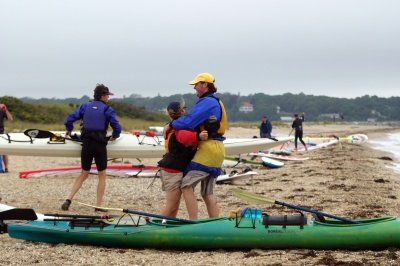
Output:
[148, 217, 228, 227]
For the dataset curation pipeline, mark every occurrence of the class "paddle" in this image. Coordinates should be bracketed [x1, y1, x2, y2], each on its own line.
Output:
[24, 129, 82, 142]
[76, 201, 198, 224]
[231, 188, 359, 224]
[0, 208, 38, 221]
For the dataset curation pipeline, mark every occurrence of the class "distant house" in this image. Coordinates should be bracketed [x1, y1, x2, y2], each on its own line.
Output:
[367, 118, 377, 123]
[318, 113, 341, 121]
[239, 101, 254, 113]
[280, 116, 292, 122]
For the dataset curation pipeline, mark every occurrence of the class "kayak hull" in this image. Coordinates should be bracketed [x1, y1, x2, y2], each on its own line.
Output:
[0, 133, 292, 158]
[7, 215, 400, 250]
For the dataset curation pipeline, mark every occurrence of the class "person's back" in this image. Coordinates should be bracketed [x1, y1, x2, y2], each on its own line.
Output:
[292, 116, 303, 132]
[61, 84, 121, 211]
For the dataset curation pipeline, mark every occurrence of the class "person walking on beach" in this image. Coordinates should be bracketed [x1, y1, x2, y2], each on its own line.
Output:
[61, 84, 121, 211]
[0, 103, 13, 173]
[163, 72, 227, 220]
[259, 116, 272, 138]
[292, 113, 307, 151]
[158, 102, 207, 217]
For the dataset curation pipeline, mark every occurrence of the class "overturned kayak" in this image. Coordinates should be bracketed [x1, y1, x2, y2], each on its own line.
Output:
[3, 209, 400, 250]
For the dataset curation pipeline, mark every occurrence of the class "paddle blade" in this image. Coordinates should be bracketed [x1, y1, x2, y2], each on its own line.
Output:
[231, 188, 275, 204]
[24, 129, 55, 139]
[0, 208, 38, 221]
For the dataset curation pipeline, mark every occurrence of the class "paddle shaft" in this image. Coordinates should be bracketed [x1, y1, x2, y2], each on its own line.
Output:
[274, 200, 358, 224]
[76, 201, 198, 224]
[231, 188, 359, 224]
[122, 209, 198, 224]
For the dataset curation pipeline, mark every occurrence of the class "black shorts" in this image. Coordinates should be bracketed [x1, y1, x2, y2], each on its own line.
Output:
[81, 138, 107, 171]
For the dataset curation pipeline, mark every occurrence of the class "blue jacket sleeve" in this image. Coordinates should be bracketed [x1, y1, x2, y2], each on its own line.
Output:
[64, 104, 86, 131]
[171, 97, 220, 130]
[105, 107, 122, 138]
[267, 121, 272, 134]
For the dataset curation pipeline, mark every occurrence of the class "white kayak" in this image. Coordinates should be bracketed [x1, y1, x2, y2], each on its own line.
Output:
[0, 132, 292, 158]
[216, 170, 258, 183]
[249, 152, 310, 161]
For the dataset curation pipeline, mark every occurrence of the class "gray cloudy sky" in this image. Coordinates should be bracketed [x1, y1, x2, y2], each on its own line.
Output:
[1, 0, 399, 99]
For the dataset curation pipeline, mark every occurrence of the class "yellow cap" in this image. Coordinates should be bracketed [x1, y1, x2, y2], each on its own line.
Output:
[189, 73, 215, 85]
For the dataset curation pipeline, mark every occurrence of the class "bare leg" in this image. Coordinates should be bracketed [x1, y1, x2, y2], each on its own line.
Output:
[96, 170, 107, 206]
[3, 155, 8, 170]
[203, 194, 219, 218]
[182, 186, 198, 220]
[67, 170, 90, 201]
[160, 188, 182, 217]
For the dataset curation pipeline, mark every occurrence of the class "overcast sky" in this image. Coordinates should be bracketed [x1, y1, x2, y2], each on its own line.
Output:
[1, 0, 399, 99]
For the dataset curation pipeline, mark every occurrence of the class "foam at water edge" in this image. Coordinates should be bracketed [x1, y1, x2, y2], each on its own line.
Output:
[369, 132, 400, 173]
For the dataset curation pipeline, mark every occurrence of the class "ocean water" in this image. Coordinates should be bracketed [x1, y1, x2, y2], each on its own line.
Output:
[368, 132, 400, 172]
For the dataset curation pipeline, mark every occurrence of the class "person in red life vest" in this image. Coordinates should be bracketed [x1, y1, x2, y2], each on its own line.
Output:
[158, 102, 207, 217]
[164, 73, 228, 220]
[61, 84, 121, 211]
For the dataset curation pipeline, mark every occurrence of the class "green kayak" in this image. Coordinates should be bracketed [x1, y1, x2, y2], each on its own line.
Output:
[4, 210, 400, 250]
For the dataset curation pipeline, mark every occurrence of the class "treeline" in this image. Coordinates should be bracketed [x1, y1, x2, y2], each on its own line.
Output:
[0, 96, 167, 124]
[114, 93, 400, 122]
[4, 92, 400, 123]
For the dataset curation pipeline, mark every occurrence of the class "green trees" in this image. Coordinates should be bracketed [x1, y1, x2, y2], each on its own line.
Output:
[2, 93, 400, 122]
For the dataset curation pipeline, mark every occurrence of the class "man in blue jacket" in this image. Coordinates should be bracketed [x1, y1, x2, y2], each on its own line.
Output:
[61, 84, 121, 211]
[164, 73, 227, 220]
[260, 116, 272, 138]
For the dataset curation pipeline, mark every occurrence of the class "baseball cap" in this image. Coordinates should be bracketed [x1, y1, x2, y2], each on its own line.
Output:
[189, 73, 215, 85]
[94, 84, 114, 96]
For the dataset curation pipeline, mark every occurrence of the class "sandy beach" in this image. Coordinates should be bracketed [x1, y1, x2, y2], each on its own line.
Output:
[1, 123, 400, 265]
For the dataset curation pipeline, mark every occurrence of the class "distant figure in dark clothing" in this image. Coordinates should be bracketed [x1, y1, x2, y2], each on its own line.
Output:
[300, 112, 305, 122]
[292, 113, 307, 151]
[260, 116, 272, 138]
[0, 103, 13, 173]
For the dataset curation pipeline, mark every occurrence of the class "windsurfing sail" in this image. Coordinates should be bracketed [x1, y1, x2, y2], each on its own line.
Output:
[19, 164, 159, 179]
